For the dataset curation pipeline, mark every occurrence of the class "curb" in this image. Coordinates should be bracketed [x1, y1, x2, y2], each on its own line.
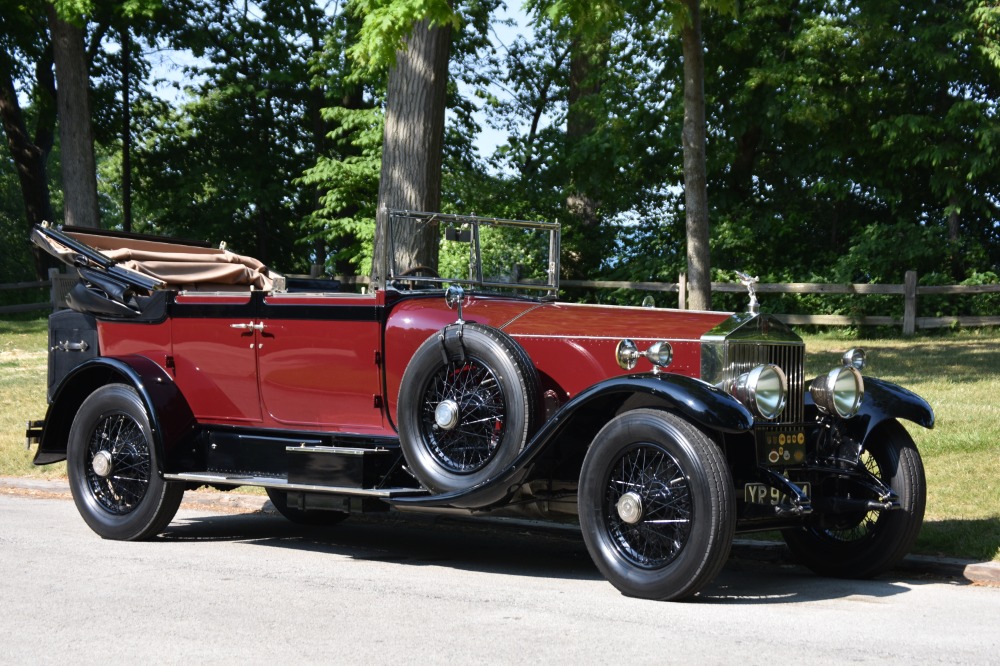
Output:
[3, 476, 997, 586]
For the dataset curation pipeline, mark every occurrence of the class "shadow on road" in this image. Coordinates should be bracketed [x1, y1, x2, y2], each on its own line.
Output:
[161, 508, 933, 604]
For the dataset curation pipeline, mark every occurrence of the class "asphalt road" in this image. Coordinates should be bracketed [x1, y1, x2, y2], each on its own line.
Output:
[2, 494, 998, 664]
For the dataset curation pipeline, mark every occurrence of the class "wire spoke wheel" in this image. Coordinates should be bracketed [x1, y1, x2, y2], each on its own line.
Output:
[821, 450, 883, 542]
[782, 421, 926, 578]
[420, 358, 507, 473]
[605, 444, 692, 568]
[68, 384, 184, 541]
[398, 323, 538, 494]
[579, 409, 734, 601]
[85, 412, 152, 515]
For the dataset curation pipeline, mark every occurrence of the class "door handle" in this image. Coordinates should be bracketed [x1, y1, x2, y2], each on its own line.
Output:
[229, 321, 265, 331]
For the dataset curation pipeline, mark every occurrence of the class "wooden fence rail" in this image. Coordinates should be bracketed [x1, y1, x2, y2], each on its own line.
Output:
[3, 269, 998, 335]
[562, 270, 1000, 335]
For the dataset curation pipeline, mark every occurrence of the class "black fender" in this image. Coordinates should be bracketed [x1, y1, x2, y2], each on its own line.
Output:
[804, 376, 934, 446]
[849, 376, 934, 443]
[33, 356, 196, 472]
[390, 372, 753, 510]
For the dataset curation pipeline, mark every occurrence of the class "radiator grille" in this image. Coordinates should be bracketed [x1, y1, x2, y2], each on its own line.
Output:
[725, 342, 805, 423]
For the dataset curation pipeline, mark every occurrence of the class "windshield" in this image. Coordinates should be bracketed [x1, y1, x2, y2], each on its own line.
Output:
[385, 210, 560, 295]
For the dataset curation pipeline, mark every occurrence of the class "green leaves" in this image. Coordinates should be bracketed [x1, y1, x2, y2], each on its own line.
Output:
[347, 0, 459, 73]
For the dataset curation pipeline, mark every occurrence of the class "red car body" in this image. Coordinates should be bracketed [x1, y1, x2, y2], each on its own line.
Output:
[27, 212, 934, 601]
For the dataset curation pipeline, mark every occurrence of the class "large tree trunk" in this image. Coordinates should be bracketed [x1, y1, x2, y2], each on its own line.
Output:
[121, 22, 132, 233]
[0, 46, 57, 279]
[564, 34, 606, 278]
[47, 3, 100, 228]
[371, 18, 451, 287]
[681, 0, 711, 310]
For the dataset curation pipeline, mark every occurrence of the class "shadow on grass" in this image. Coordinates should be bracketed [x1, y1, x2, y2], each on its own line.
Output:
[917, 517, 1000, 562]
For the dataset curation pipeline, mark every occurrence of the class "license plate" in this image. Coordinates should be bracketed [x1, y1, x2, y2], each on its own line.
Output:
[744, 482, 811, 506]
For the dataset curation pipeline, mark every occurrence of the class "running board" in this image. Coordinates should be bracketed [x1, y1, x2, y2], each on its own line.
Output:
[163, 472, 427, 499]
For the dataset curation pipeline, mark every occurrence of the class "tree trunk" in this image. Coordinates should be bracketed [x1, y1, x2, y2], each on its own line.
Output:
[121, 22, 132, 232]
[371, 18, 451, 287]
[564, 35, 605, 278]
[47, 3, 100, 228]
[948, 195, 962, 281]
[681, 0, 711, 310]
[0, 46, 57, 279]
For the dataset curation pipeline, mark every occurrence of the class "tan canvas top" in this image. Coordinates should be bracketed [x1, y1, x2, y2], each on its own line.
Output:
[39, 228, 274, 291]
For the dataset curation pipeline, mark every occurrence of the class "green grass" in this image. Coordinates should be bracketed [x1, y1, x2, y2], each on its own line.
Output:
[1, 317, 997, 561]
[0, 317, 64, 478]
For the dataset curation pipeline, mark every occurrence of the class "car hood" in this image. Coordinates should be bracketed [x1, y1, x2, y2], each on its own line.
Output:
[499, 301, 733, 342]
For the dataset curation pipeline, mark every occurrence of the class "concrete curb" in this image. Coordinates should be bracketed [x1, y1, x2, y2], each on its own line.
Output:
[3, 476, 997, 586]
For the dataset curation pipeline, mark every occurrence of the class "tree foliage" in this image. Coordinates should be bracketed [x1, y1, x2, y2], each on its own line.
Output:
[0, 0, 997, 321]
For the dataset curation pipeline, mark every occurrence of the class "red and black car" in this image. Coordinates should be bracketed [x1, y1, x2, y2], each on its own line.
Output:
[26, 211, 933, 600]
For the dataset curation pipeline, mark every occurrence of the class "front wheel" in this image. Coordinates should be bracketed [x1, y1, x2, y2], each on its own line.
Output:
[67, 383, 184, 540]
[782, 420, 926, 578]
[578, 409, 735, 601]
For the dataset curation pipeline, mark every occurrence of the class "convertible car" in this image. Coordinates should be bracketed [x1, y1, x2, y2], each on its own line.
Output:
[26, 211, 933, 601]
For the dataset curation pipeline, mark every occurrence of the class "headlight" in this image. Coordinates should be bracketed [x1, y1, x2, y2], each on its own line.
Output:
[646, 341, 673, 368]
[731, 364, 787, 420]
[615, 339, 640, 370]
[615, 339, 673, 371]
[842, 348, 866, 370]
[810, 366, 864, 418]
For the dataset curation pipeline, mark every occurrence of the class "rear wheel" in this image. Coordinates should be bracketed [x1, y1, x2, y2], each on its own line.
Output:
[67, 383, 184, 540]
[578, 409, 734, 601]
[782, 420, 926, 578]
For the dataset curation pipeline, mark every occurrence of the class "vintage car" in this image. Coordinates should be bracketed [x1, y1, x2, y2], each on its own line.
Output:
[26, 211, 933, 601]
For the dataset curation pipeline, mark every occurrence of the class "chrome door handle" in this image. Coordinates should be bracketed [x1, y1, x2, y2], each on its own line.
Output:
[230, 321, 265, 331]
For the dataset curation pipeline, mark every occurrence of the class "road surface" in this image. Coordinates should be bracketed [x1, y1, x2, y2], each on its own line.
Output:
[1, 494, 997, 664]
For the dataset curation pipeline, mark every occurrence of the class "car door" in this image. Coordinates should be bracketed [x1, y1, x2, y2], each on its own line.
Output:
[256, 292, 386, 433]
[169, 291, 263, 423]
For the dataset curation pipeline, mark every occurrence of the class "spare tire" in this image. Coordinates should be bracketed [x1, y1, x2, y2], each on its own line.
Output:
[397, 322, 539, 493]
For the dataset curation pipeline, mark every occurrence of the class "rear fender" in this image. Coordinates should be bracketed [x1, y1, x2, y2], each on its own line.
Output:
[390, 373, 753, 510]
[34, 356, 196, 471]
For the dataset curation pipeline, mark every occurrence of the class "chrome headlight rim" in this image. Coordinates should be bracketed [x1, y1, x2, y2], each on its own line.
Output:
[731, 363, 788, 421]
[646, 341, 673, 369]
[616, 339, 640, 370]
[810, 365, 865, 419]
[842, 348, 866, 371]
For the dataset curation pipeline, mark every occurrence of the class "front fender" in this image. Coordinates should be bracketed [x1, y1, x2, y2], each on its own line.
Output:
[33, 356, 196, 470]
[847, 376, 935, 442]
[390, 373, 753, 510]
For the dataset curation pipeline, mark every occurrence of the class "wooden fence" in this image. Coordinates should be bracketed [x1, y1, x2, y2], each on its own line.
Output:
[0, 269, 66, 315]
[3, 269, 998, 335]
[561, 270, 1000, 335]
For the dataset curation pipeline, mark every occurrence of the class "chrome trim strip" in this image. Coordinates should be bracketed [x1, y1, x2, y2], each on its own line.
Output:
[163, 472, 425, 498]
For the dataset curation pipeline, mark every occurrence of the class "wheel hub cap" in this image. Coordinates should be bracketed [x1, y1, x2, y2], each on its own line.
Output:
[434, 399, 460, 430]
[91, 450, 114, 478]
[616, 491, 643, 524]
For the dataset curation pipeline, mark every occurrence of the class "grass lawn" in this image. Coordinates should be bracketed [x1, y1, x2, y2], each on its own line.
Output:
[1, 315, 997, 561]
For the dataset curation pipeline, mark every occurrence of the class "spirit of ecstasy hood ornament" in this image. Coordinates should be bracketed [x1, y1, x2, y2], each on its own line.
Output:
[735, 271, 760, 315]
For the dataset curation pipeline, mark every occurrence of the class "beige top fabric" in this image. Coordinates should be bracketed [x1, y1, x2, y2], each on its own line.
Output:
[43, 229, 274, 291]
